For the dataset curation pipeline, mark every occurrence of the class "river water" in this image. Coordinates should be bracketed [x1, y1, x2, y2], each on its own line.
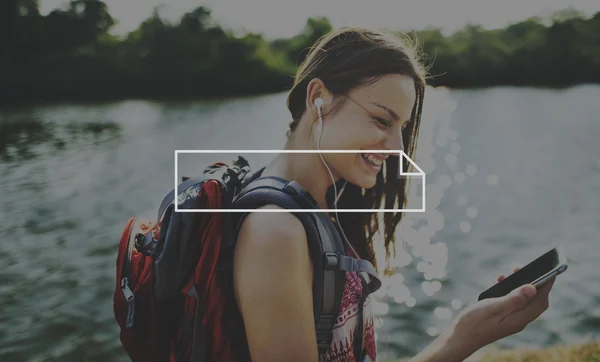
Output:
[1, 85, 599, 361]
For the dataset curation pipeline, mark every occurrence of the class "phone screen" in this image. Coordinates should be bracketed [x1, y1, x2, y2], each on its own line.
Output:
[478, 248, 560, 301]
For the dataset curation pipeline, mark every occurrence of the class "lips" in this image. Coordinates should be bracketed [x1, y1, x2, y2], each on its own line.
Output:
[361, 153, 388, 167]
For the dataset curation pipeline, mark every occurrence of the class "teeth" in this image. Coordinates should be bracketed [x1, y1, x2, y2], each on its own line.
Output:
[363, 153, 383, 166]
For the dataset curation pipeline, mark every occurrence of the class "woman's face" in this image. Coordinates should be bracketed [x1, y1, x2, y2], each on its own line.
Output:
[317, 74, 417, 189]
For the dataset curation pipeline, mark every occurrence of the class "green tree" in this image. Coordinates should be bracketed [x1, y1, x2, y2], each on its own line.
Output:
[0, 0, 43, 62]
[2, 3, 600, 106]
[273, 16, 332, 66]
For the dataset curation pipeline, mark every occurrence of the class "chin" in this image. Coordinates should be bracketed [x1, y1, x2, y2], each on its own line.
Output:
[333, 154, 384, 190]
[345, 172, 379, 189]
[358, 177, 379, 189]
[348, 154, 383, 189]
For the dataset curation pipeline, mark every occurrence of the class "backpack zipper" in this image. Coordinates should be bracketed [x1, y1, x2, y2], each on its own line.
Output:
[121, 222, 136, 328]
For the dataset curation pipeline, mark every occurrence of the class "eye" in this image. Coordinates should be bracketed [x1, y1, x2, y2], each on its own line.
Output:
[373, 116, 392, 128]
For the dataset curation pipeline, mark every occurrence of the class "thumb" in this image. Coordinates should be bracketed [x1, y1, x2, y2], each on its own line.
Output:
[500, 284, 537, 313]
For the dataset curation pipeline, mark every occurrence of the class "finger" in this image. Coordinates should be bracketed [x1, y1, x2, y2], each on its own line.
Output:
[515, 289, 550, 324]
[524, 277, 555, 317]
[499, 286, 545, 332]
[530, 283, 552, 316]
[535, 276, 556, 294]
[497, 277, 556, 332]
[512, 266, 521, 273]
[509, 278, 555, 325]
[497, 284, 537, 314]
[534, 277, 556, 313]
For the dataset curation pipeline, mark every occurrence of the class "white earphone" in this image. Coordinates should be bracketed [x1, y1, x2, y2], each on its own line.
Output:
[314, 97, 324, 129]
[314, 97, 324, 111]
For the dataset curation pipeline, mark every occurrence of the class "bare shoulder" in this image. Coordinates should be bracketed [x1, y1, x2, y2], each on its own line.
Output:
[236, 204, 307, 252]
[234, 205, 311, 280]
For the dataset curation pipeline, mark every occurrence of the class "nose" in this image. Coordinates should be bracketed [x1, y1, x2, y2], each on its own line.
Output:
[383, 126, 405, 152]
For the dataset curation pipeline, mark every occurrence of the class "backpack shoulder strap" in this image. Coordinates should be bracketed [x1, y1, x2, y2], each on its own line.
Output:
[233, 176, 381, 353]
[232, 176, 346, 353]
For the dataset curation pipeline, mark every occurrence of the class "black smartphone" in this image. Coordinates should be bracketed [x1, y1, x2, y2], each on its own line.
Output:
[478, 246, 568, 301]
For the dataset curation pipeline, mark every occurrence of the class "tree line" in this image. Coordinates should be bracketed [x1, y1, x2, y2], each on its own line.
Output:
[1, 1, 599, 105]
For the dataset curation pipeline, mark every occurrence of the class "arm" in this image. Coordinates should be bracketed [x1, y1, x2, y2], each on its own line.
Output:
[408, 329, 469, 362]
[233, 205, 318, 362]
[409, 327, 474, 362]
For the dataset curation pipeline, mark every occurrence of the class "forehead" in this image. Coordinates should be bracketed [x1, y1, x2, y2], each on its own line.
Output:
[350, 74, 417, 120]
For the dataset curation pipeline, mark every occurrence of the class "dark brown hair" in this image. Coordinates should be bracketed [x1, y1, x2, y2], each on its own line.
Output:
[286, 27, 427, 274]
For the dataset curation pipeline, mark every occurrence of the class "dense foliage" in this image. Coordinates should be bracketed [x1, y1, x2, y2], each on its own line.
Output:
[1, 1, 599, 104]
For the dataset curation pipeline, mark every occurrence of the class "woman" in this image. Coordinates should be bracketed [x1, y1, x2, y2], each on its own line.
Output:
[232, 27, 554, 362]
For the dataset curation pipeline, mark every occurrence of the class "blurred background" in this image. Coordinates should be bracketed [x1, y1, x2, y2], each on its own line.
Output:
[1, 0, 600, 361]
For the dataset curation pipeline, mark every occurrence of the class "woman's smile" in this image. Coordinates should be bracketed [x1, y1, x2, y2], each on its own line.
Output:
[360, 152, 388, 173]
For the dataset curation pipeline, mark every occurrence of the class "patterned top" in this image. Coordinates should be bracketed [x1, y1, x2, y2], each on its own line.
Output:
[319, 251, 377, 362]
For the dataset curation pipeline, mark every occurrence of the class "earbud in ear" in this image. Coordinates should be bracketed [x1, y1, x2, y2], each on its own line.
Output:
[314, 97, 324, 109]
[314, 97, 324, 126]
[314, 97, 325, 145]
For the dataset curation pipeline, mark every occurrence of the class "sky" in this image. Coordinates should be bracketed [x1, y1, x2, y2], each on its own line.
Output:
[39, 0, 600, 39]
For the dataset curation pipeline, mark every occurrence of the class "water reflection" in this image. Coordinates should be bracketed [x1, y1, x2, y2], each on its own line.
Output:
[487, 174, 499, 185]
[450, 142, 461, 154]
[0, 117, 53, 161]
[453, 172, 465, 183]
[460, 221, 472, 233]
[374, 87, 470, 354]
[434, 307, 452, 320]
[440, 175, 452, 188]
[466, 164, 477, 176]
[467, 207, 478, 218]
[445, 153, 458, 167]
[451, 299, 463, 309]
[0, 113, 121, 162]
[427, 327, 438, 337]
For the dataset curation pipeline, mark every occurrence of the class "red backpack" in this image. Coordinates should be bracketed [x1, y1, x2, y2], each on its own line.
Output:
[113, 156, 382, 362]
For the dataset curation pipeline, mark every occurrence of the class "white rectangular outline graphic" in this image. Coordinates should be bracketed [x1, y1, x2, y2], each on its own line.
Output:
[175, 150, 426, 212]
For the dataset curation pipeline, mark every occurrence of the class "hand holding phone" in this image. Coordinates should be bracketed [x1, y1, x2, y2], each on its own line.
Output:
[478, 246, 568, 301]
[435, 247, 567, 361]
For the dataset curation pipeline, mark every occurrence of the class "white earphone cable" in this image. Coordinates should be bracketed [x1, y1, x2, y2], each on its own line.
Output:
[316, 106, 360, 259]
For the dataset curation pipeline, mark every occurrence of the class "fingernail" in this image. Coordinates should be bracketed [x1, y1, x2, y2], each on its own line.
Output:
[521, 285, 536, 298]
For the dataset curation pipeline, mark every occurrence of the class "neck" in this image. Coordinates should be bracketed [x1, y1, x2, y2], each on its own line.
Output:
[261, 135, 338, 209]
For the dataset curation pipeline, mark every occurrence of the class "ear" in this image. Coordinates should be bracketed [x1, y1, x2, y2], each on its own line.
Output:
[305, 78, 331, 115]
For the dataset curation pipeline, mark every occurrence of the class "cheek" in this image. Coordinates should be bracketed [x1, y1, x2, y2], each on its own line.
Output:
[327, 153, 360, 171]
[329, 117, 386, 149]
[343, 154, 365, 171]
[352, 128, 387, 150]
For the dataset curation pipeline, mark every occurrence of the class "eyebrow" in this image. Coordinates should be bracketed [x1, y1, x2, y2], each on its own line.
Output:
[369, 102, 401, 122]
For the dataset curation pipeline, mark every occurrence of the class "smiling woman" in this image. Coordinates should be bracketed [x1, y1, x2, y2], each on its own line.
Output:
[281, 28, 425, 268]
[229, 26, 558, 362]
[228, 28, 428, 362]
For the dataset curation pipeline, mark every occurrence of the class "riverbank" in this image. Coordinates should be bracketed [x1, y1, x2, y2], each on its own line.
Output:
[388, 340, 600, 362]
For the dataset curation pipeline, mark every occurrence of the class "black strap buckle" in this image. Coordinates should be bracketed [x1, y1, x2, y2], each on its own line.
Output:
[134, 232, 156, 257]
[282, 181, 302, 196]
[324, 252, 339, 270]
[325, 253, 383, 294]
[315, 314, 336, 351]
